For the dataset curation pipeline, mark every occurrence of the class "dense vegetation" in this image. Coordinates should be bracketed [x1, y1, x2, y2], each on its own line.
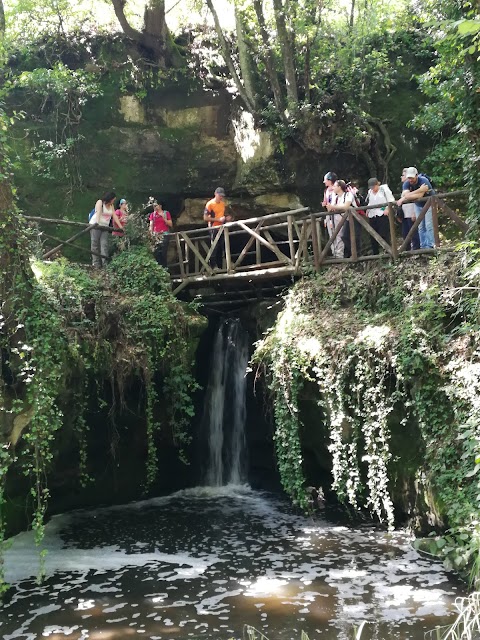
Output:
[253, 250, 480, 580]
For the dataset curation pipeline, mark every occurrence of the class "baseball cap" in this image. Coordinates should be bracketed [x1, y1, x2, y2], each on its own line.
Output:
[119, 198, 126, 205]
[215, 187, 225, 196]
[368, 178, 379, 188]
[405, 167, 418, 178]
[324, 172, 336, 182]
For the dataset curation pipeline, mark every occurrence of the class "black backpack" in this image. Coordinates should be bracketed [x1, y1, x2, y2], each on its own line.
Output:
[418, 172, 435, 191]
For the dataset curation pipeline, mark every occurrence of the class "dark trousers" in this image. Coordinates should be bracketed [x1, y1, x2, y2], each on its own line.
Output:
[402, 218, 420, 251]
[369, 215, 391, 255]
[342, 217, 362, 258]
[153, 233, 170, 267]
[209, 228, 225, 269]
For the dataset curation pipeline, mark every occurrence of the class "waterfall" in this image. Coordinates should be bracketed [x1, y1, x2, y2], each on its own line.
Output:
[204, 319, 249, 486]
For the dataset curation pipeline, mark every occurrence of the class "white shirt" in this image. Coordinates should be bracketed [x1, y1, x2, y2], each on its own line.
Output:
[366, 185, 394, 218]
[402, 202, 416, 219]
[331, 192, 353, 208]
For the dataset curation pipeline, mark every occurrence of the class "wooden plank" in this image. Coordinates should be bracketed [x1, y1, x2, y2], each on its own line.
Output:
[224, 228, 233, 273]
[201, 227, 225, 272]
[310, 214, 320, 272]
[431, 197, 440, 248]
[234, 219, 265, 268]
[41, 232, 108, 261]
[180, 231, 214, 275]
[237, 221, 290, 264]
[436, 198, 469, 233]
[287, 215, 295, 264]
[352, 210, 393, 256]
[175, 233, 186, 278]
[387, 204, 398, 259]
[348, 211, 358, 262]
[42, 225, 93, 259]
[263, 229, 290, 264]
[256, 238, 261, 265]
[318, 212, 348, 264]
[294, 222, 308, 268]
[398, 199, 431, 252]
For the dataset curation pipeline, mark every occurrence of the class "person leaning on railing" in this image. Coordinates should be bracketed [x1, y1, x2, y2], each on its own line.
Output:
[398, 168, 420, 251]
[365, 178, 395, 255]
[396, 167, 435, 249]
[203, 187, 228, 271]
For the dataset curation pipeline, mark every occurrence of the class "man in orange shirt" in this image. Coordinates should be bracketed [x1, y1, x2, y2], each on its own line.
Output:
[203, 187, 228, 269]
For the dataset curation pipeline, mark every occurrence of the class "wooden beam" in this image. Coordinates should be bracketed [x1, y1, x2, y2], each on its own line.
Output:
[224, 227, 233, 273]
[175, 233, 186, 278]
[431, 197, 440, 248]
[287, 215, 295, 263]
[41, 232, 108, 261]
[387, 204, 398, 259]
[310, 214, 320, 272]
[234, 219, 265, 268]
[179, 231, 214, 276]
[263, 228, 290, 264]
[351, 210, 393, 256]
[436, 198, 469, 233]
[348, 213, 357, 262]
[398, 199, 431, 253]
[318, 212, 348, 264]
[237, 221, 289, 264]
[201, 227, 225, 272]
[42, 225, 93, 259]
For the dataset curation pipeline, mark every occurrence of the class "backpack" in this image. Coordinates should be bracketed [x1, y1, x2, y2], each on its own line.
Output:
[418, 173, 435, 191]
[88, 208, 95, 222]
[346, 183, 366, 215]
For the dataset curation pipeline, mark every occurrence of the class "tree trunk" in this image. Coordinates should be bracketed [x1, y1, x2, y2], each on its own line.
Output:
[0, 0, 5, 35]
[205, 0, 256, 113]
[234, 2, 257, 111]
[349, 0, 356, 28]
[252, 0, 286, 115]
[272, 0, 298, 104]
[110, 0, 173, 66]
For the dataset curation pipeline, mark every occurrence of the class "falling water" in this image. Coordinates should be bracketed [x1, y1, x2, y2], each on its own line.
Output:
[204, 318, 249, 486]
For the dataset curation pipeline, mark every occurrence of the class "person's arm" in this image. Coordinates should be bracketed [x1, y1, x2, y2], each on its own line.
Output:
[203, 206, 215, 223]
[149, 213, 154, 233]
[94, 200, 102, 225]
[399, 184, 428, 204]
[112, 211, 124, 229]
[327, 194, 353, 212]
[165, 212, 173, 229]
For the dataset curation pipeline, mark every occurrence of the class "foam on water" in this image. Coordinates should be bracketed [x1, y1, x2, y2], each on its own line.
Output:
[1, 485, 464, 640]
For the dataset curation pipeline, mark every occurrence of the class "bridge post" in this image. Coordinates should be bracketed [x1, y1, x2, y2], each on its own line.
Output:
[431, 197, 440, 248]
[287, 215, 295, 264]
[224, 227, 233, 273]
[310, 214, 320, 272]
[387, 203, 398, 259]
[348, 210, 358, 261]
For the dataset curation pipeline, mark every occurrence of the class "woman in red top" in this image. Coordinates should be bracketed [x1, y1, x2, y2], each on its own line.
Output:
[113, 198, 128, 238]
[149, 201, 173, 267]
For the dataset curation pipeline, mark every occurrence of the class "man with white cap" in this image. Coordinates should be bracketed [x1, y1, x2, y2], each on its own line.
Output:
[396, 167, 435, 249]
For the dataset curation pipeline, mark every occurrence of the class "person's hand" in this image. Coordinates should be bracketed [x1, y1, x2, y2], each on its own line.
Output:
[220, 216, 226, 223]
[396, 198, 403, 206]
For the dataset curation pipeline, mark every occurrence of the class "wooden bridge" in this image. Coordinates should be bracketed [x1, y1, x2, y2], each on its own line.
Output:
[167, 191, 468, 301]
[27, 191, 469, 310]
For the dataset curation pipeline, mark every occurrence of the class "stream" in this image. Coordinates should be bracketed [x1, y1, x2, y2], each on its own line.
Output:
[1, 485, 463, 640]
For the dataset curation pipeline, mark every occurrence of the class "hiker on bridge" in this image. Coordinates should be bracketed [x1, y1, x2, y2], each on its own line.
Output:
[90, 191, 122, 268]
[203, 187, 228, 270]
[397, 167, 435, 249]
[399, 168, 420, 251]
[325, 180, 354, 259]
[365, 178, 395, 255]
[149, 201, 173, 268]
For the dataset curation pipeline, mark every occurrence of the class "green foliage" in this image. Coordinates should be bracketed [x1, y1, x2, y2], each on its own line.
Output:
[253, 250, 480, 578]
[0, 241, 203, 591]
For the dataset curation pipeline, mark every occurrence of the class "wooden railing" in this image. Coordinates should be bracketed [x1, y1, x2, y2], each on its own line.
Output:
[169, 191, 469, 294]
